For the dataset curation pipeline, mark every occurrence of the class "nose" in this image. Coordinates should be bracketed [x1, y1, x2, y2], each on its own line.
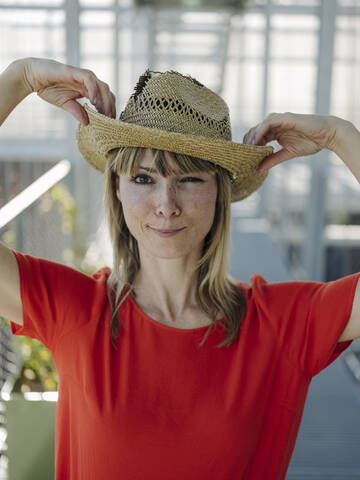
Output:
[155, 182, 181, 218]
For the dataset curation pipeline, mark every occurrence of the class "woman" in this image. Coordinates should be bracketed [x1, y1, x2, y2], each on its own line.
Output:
[1, 57, 360, 479]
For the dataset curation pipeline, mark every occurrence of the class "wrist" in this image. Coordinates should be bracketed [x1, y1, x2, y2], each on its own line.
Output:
[327, 115, 358, 157]
[7, 58, 34, 97]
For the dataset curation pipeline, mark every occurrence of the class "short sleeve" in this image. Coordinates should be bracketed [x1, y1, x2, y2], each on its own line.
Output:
[10, 250, 107, 351]
[250, 272, 360, 377]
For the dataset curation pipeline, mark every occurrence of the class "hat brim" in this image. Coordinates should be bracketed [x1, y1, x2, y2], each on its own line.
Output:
[76, 104, 273, 202]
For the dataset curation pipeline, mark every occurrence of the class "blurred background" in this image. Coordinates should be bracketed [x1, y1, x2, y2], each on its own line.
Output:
[0, 0, 360, 479]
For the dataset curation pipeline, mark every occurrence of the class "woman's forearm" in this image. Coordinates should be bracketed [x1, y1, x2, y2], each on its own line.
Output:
[0, 59, 32, 128]
[330, 117, 360, 183]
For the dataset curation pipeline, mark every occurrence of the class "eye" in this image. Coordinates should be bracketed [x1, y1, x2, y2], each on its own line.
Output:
[130, 174, 203, 184]
[181, 177, 204, 183]
[130, 174, 153, 184]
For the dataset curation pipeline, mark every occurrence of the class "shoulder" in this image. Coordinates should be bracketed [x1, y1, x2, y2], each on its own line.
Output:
[92, 266, 112, 281]
[235, 273, 317, 316]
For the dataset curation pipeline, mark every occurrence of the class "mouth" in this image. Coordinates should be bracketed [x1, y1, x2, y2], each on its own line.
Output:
[151, 228, 184, 233]
[149, 226, 185, 237]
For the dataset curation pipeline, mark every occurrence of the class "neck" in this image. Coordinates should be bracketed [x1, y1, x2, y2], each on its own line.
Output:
[132, 249, 201, 322]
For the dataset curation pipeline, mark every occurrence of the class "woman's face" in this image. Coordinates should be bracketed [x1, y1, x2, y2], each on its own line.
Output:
[115, 149, 218, 259]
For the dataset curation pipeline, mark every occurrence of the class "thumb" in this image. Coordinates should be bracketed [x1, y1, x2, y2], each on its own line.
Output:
[258, 148, 294, 172]
[61, 99, 89, 126]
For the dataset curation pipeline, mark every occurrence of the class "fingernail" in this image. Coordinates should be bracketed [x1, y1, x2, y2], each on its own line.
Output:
[96, 101, 104, 114]
[93, 96, 97, 105]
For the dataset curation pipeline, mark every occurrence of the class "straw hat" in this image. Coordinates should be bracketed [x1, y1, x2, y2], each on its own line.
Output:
[76, 69, 273, 202]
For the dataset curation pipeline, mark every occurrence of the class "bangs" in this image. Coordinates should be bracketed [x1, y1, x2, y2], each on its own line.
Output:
[107, 147, 220, 178]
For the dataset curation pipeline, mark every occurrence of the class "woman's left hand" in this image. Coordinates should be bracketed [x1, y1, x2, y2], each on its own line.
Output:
[243, 112, 342, 173]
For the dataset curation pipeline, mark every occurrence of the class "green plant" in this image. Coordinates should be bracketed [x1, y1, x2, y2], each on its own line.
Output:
[0, 319, 59, 393]
[1, 181, 99, 393]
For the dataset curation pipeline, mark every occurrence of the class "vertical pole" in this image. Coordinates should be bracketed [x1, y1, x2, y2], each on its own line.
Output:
[303, 0, 336, 281]
[257, 0, 271, 217]
[65, 0, 82, 257]
[148, 6, 156, 70]
[114, 0, 120, 104]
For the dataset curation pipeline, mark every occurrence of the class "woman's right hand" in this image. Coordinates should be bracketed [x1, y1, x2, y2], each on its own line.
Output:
[17, 57, 116, 125]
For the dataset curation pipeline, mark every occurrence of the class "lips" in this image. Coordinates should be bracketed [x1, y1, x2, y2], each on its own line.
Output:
[150, 227, 185, 233]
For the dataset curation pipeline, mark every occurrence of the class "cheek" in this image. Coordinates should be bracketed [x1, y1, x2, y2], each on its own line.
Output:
[122, 189, 143, 209]
[194, 184, 217, 209]
[120, 188, 149, 228]
[187, 188, 217, 226]
[121, 182, 149, 208]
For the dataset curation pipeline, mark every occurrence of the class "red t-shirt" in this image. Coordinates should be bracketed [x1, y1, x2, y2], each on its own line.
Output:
[10, 250, 359, 480]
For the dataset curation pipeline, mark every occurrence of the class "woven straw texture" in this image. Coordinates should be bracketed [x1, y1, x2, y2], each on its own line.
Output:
[76, 69, 274, 202]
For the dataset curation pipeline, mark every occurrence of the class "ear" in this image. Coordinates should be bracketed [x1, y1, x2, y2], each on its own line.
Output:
[115, 176, 121, 202]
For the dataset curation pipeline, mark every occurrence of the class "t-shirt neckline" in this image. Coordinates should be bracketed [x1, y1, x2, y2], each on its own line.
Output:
[128, 292, 224, 334]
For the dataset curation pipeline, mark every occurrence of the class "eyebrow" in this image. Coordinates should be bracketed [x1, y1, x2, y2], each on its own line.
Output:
[138, 166, 157, 173]
[138, 166, 183, 175]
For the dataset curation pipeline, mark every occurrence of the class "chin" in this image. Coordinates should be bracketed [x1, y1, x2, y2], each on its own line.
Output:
[142, 241, 197, 259]
[147, 249, 189, 259]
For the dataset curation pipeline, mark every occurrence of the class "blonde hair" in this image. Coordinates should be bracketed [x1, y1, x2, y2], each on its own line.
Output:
[103, 147, 247, 349]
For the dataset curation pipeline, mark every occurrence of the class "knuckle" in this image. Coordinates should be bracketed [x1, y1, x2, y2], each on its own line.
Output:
[84, 69, 97, 80]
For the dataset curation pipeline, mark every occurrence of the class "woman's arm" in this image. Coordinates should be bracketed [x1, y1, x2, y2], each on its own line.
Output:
[0, 57, 116, 128]
[243, 112, 360, 183]
[243, 112, 360, 341]
[330, 119, 360, 183]
[0, 59, 31, 127]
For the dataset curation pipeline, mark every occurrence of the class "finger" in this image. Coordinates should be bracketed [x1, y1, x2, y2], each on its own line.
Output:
[243, 126, 258, 144]
[109, 92, 116, 119]
[95, 80, 116, 118]
[252, 112, 295, 145]
[253, 123, 275, 146]
[257, 149, 294, 173]
[249, 113, 281, 145]
[255, 129, 282, 146]
[69, 68, 99, 106]
[62, 99, 89, 126]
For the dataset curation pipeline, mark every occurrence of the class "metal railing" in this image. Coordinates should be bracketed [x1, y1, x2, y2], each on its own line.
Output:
[0, 159, 71, 479]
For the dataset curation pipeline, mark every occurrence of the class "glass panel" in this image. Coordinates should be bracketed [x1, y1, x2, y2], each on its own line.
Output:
[233, 13, 266, 29]
[80, 10, 116, 87]
[0, 9, 64, 64]
[332, 15, 360, 124]
[79, 0, 114, 6]
[0, 0, 63, 5]
[80, 58, 114, 88]
[156, 32, 218, 56]
[229, 31, 265, 58]
[0, 8, 66, 139]
[225, 61, 264, 128]
[179, 11, 227, 24]
[272, 0, 320, 5]
[336, 0, 360, 7]
[81, 29, 115, 55]
[268, 63, 316, 112]
[271, 14, 319, 30]
[336, 15, 360, 30]
[270, 31, 318, 59]
[334, 31, 360, 60]
[118, 60, 134, 104]
[80, 10, 115, 26]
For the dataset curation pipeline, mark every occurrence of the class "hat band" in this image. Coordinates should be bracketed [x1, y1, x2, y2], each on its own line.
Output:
[119, 96, 232, 141]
